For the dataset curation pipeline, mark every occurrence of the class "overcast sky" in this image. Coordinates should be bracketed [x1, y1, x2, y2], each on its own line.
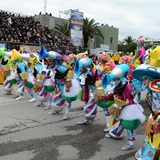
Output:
[1, 0, 160, 41]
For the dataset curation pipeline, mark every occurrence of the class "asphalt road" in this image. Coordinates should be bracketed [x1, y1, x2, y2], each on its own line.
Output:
[0, 85, 150, 160]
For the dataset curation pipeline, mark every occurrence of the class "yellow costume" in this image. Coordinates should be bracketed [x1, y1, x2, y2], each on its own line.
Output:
[113, 52, 121, 62]
[0, 71, 4, 84]
[100, 63, 112, 73]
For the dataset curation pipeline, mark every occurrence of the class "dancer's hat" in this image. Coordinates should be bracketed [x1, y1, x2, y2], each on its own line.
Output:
[102, 64, 130, 88]
[11, 49, 22, 61]
[74, 57, 92, 75]
[39, 46, 60, 60]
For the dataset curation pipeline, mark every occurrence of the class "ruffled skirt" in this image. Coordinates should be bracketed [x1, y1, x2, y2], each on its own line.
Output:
[119, 104, 146, 130]
[62, 79, 80, 102]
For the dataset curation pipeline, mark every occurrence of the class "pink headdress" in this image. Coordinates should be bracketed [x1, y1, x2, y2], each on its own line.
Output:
[60, 55, 69, 65]
[98, 53, 108, 62]
[68, 54, 77, 61]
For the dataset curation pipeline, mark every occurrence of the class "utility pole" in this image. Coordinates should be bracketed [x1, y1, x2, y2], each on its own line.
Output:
[44, 0, 47, 14]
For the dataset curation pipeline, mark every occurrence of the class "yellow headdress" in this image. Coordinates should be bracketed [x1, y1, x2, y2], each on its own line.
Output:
[76, 53, 87, 59]
[28, 54, 39, 65]
[149, 46, 160, 67]
[113, 52, 121, 61]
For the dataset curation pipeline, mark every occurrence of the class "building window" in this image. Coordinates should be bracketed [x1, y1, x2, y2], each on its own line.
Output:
[110, 37, 114, 44]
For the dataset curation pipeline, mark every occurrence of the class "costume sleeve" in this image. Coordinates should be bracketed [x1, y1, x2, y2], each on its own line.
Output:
[125, 84, 135, 104]
[103, 93, 114, 101]
[57, 65, 67, 73]
[126, 93, 134, 104]
[18, 62, 26, 73]
[138, 53, 143, 59]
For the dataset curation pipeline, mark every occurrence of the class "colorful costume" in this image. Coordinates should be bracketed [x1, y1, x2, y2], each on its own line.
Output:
[96, 53, 116, 131]
[97, 64, 146, 150]
[0, 49, 14, 95]
[49, 55, 79, 120]
[74, 57, 98, 124]
[0, 48, 5, 84]
[34, 46, 60, 109]
[112, 52, 121, 65]
[98, 64, 129, 139]
[9, 50, 36, 103]
[135, 36, 146, 64]
[133, 46, 160, 159]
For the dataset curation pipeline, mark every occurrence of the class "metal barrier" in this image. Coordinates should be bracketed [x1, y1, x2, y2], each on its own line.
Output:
[0, 41, 55, 51]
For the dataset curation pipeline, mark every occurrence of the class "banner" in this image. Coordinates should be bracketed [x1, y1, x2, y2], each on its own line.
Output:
[20, 45, 41, 52]
[70, 10, 83, 47]
[0, 43, 5, 48]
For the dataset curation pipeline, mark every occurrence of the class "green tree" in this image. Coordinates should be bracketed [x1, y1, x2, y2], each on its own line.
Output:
[123, 36, 135, 44]
[124, 42, 137, 54]
[118, 42, 137, 54]
[144, 44, 154, 50]
[54, 21, 70, 37]
[83, 18, 104, 48]
[118, 41, 125, 52]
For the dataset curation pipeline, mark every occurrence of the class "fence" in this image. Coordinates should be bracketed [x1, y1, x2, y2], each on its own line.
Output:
[0, 41, 87, 54]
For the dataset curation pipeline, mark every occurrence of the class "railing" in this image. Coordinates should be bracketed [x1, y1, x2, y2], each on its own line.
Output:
[0, 41, 56, 51]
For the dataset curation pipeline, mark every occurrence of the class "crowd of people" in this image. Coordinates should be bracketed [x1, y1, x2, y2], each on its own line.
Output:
[0, 10, 79, 54]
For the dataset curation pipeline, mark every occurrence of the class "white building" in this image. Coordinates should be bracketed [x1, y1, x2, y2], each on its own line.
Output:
[144, 37, 160, 46]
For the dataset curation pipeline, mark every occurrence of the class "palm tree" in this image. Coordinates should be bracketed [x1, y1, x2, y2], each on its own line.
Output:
[54, 21, 70, 37]
[83, 18, 104, 48]
[54, 18, 103, 48]
[123, 36, 135, 44]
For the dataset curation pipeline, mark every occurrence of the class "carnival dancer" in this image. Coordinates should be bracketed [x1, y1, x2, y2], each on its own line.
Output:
[34, 46, 60, 110]
[8, 50, 36, 103]
[132, 46, 160, 159]
[97, 52, 115, 73]
[77, 53, 116, 126]
[132, 46, 160, 113]
[94, 64, 129, 139]
[2, 50, 19, 98]
[74, 56, 100, 125]
[48, 55, 79, 120]
[135, 36, 146, 64]
[18, 53, 42, 103]
[96, 53, 116, 132]
[96, 63, 146, 150]
[0, 48, 15, 95]
[33, 59, 48, 107]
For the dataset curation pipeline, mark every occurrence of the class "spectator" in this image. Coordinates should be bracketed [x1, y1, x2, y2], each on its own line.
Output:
[0, 10, 84, 53]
